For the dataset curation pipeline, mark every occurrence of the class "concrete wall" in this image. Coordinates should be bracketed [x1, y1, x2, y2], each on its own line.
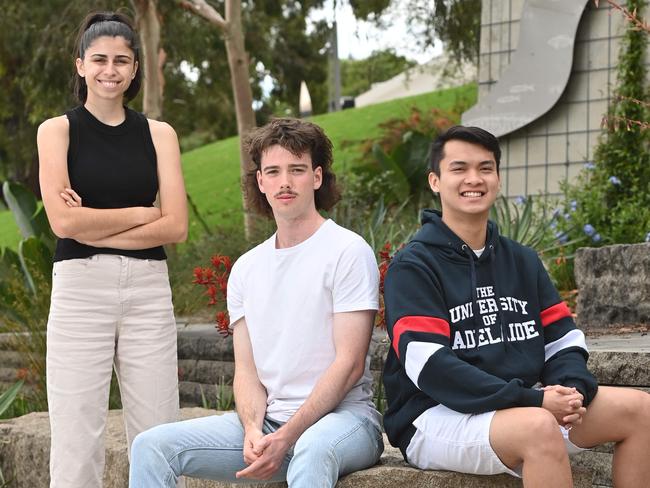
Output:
[477, 0, 650, 197]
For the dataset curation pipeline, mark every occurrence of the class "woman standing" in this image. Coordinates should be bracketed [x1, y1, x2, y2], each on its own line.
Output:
[37, 11, 187, 487]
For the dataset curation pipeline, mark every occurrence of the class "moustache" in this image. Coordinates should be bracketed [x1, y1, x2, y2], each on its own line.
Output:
[274, 191, 297, 198]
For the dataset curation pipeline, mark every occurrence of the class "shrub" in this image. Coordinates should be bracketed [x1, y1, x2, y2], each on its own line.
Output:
[559, 0, 650, 246]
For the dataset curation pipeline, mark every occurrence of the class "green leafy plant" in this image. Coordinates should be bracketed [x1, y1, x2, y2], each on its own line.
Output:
[2, 181, 55, 251]
[560, 0, 649, 246]
[199, 376, 234, 411]
[0, 380, 23, 417]
[350, 106, 467, 209]
[0, 182, 55, 414]
[329, 195, 421, 255]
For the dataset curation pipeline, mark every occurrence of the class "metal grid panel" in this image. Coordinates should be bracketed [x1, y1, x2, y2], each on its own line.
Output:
[476, 0, 649, 197]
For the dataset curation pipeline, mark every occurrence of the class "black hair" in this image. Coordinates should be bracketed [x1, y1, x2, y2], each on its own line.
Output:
[430, 125, 502, 175]
[73, 11, 141, 103]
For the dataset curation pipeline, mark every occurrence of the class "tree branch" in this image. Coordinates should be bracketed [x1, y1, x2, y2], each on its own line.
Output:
[595, 0, 650, 33]
[602, 114, 650, 131]
[180, 0, 228, 31]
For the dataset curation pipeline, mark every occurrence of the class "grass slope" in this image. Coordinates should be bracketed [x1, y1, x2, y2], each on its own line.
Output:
[182, 83, 476, 238]
[0, 83, 476, 248]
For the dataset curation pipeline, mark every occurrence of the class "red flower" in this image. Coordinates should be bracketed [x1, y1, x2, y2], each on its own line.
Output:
[216, 311, 231, 337]
[206, 284, 218, 305]
[192, 254, 234, 337]
[192, 266, 204, 284]
[211, 255, 233, 272]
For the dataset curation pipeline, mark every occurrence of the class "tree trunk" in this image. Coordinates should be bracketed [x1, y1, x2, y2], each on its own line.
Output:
[132, 0, 164, 119]
[181, 0, 258, 239]
[224, 0, 257, 239]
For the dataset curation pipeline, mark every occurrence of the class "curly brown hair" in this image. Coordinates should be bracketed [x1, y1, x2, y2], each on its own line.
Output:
[244, 118, 341, 218]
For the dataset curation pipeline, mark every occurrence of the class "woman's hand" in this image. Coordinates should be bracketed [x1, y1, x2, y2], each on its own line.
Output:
[60, 188, 82, 207]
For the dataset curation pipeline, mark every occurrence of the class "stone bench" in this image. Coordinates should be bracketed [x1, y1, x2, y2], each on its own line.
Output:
[0, 407, 592, 488]
[175, 326, 650, 488]
[3, 328, 649, 487]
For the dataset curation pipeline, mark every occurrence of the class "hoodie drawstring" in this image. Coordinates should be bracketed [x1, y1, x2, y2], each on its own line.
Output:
[488, 244, 509, 351]
[461, 244, 483, 339]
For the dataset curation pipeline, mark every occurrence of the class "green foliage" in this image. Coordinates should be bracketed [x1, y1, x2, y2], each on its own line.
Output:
[199, 376, 234, 411]
[0, 182, 53, 414]
[332, 196, 421, 254]
[370, 130, 434, 208]
[340, 49, 417, 98]
[490, 196, 569, 254]
[2, 182, 53, 248]
[167, 227, 255, 318]
[0, 0, 125, 188]
[0, 380, 23, 417]
[351, 100, 472, 209]
[559, 0, 650, 246]
[404, 0, 481, 64]
[1, 182, 54, 296]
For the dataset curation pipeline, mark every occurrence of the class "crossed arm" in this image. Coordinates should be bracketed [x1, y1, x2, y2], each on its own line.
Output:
[232, 309, 375, 480]
[37, 115, 187, 249]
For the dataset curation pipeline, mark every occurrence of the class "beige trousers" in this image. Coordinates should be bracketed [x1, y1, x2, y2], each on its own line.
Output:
[46, 255, 180, 488]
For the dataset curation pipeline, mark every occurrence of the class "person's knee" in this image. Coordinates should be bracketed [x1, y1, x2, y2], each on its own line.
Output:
[523, 409, 565, 460]
[294, 436, 337, 463]
[131, 425, 170, 463]
[623, 390, 650, 430]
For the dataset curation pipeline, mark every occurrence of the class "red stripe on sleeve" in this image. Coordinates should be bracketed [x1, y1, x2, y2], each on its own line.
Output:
[540, 302, 572, 327]
[392, 316, 450, 358]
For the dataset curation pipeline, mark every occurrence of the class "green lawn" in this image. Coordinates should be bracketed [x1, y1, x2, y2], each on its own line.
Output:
[0, 83, 477, 248]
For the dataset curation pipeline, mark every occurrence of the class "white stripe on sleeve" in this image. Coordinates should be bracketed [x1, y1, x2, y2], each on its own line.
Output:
[405, 341, 444, 389]
[544, 329, 588, 362]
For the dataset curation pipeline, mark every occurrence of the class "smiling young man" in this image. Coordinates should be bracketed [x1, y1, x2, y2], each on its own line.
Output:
[129, 118, 383, 487]
[382, 125, 650, 487]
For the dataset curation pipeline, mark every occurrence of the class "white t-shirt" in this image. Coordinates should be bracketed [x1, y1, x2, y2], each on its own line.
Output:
[227, 219, 380, 426]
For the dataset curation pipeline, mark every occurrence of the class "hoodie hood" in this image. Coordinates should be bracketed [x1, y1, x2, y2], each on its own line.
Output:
[411, 209, 499, 263]
[410, 208, 509, 349]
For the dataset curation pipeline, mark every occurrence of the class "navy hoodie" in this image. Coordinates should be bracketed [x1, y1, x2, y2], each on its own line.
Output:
[382, 209, 598, 457]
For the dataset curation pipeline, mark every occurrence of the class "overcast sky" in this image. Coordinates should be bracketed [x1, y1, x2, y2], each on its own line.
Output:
[308, 1, 442, 64]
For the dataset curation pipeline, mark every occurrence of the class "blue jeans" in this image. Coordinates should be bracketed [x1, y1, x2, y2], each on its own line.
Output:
[129, 409, 384, 487]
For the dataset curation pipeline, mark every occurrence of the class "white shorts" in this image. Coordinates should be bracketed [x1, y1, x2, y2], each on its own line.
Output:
[405, 404, 585, 477]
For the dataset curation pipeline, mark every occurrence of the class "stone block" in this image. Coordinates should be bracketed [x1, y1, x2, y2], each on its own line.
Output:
[177, 324, 233, 362]
[588, 350, 650, 387]
[572, 449, 614, 488]
[178, 359, 235, 385]
[575, 243, 650, 329]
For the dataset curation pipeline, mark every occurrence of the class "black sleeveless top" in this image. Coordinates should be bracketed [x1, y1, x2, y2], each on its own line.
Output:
[53, 105, 166, 262]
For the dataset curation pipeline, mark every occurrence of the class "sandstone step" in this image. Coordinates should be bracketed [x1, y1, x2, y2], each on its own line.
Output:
[0, 366, 23, 383]
[587, 333, 650, 387]
[178, 359, 234, 385]
[0, 408, 592, 488]
[178, 325, 650, 386]
[0, 349, 29, 368]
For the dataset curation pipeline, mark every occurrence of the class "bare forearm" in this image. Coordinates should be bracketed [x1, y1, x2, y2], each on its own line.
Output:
[81, 214, 187, 249]
[55, 206, 157, 241]
[278, 360, 361, 445]
[234, 373, 268, 432]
